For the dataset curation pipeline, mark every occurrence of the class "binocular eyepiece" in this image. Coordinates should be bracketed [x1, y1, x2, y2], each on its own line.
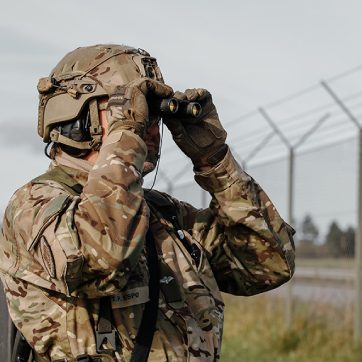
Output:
[154, 98, 202, 118]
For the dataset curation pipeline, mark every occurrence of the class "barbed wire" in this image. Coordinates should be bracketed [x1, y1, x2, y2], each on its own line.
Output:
[162, 89, 362, 159]
[159, 64, 362, 175]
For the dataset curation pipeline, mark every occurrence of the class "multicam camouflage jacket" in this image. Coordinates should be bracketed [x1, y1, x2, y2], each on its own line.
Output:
[0, 130, 295, 361]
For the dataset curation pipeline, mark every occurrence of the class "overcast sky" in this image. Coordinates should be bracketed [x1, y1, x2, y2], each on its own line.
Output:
[1, 0, 361, 237]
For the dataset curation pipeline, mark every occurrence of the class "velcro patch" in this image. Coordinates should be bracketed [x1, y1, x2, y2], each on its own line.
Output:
[40, 235, 56, 278]
[111, 286, 149, 308]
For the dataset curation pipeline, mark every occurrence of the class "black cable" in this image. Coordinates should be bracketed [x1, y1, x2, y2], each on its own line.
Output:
[145, 121, 164, 192]
[44, 142, 53, 159]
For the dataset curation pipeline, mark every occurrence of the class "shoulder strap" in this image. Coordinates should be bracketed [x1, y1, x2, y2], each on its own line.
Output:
[11, 329, 31, 362]
[145, 189, 201, 267]
[130, 228, 160, 362]
[144, 189, 180, 225]
[31, 168, 161, 361]
[96, 297, 118, 356]
[33, 167, 122, 357]
[32, 166, 83, 196]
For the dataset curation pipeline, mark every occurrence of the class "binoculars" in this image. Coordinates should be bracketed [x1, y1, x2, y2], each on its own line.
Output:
[153, 98, 202, 118]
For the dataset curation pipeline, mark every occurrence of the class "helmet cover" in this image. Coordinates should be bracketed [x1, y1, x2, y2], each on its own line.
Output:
[37, 44, 164, 150]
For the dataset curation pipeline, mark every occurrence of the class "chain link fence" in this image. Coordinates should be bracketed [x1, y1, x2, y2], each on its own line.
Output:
[147, 66, 362, 341]
[1, 65, 362, 356]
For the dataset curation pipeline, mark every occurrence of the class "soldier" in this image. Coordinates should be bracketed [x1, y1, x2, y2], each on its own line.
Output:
[0, 44, 295, 362]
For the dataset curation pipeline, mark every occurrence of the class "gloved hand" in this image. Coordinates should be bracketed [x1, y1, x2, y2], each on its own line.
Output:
[106, 78, 173, 137]
[163, 88, 228, 169]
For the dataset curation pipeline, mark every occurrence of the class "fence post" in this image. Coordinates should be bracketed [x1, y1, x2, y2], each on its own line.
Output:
[321, 81, 362, 343]
[259, 107, 294, 329]
[356, 129, 362, 342]
[286, 148, 295, 328]
[259, 108, 329, 329]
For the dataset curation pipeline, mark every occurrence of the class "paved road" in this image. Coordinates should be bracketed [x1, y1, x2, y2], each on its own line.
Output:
[271, 266, 355, 306]
[295, 266, 354, 282]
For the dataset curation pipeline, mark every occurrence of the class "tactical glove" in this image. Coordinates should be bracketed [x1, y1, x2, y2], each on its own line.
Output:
[107, 78, 173, 137]
[163, 88, 228, 169]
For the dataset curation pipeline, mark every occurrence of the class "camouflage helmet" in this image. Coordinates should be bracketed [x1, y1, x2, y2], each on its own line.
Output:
[37, 44, 164, 155]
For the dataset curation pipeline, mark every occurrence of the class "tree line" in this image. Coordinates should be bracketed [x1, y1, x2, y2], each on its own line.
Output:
[297, 214, 355, 258]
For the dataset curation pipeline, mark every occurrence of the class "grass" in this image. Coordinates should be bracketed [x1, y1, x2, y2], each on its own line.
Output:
[221, 293, 361, 362]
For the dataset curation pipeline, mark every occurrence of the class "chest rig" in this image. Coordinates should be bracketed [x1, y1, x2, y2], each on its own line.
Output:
[13, 166, 200, 362]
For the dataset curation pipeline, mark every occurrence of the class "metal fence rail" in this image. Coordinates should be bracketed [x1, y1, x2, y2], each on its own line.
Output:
[2, 65, 362, 358]
[148, 64, 362, 342]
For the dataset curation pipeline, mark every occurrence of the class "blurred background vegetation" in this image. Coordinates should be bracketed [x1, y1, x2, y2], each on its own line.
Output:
[297, 214, 355, 259]
[221, 293, 361, 362]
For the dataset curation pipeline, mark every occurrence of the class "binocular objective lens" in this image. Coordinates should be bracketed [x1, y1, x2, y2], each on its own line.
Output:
[168, 99, 178, 113]
[191, 103, 201, 117]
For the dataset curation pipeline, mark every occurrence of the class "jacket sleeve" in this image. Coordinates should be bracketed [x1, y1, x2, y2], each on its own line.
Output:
[71, 130, 150, 297]
[175, 148, 295, 296]
[3, 130, 150, 298]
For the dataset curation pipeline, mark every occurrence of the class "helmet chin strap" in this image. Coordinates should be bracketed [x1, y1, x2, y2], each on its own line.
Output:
[44, 141, 53, 159]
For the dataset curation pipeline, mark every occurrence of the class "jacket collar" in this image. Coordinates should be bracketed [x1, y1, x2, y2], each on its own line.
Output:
[50, 150, 91, 187]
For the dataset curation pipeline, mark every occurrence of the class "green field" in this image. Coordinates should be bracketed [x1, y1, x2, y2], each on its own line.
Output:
[221, 293, 361, 362]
